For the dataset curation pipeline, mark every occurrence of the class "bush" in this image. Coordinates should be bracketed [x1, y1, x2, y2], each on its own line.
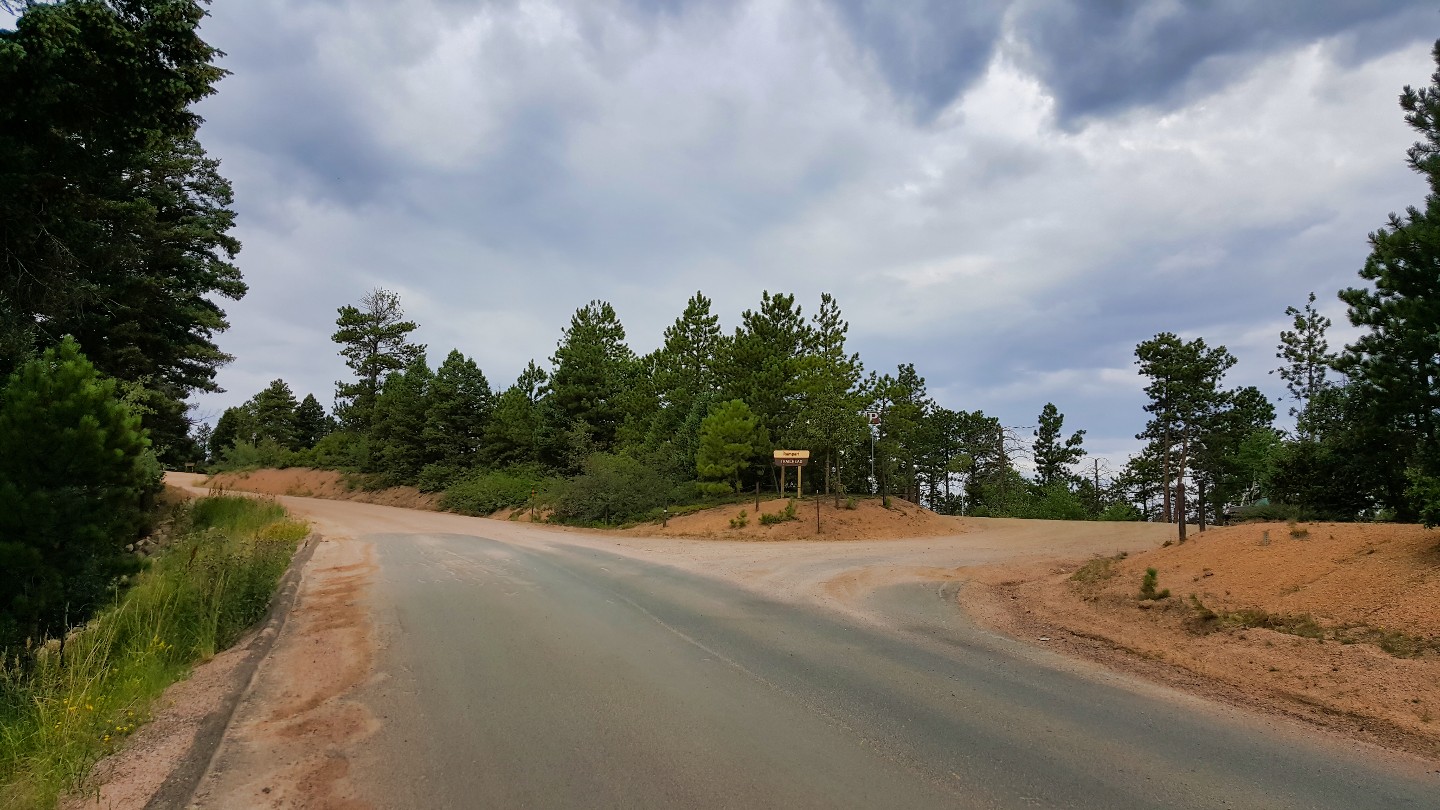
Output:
[729, 510, 749, 529]
[441, 469, 548, 516]
[0, 338, 161, 653]
[549, 454, 678, 525]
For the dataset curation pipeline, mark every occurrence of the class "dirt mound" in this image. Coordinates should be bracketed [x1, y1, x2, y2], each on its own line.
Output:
[205, 468, 440, 511]
[966, 520, 1440, 758]
[625, 496, 964, 541]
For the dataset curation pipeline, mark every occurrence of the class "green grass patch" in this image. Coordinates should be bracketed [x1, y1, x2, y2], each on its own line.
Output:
[0, 496, 306, 809]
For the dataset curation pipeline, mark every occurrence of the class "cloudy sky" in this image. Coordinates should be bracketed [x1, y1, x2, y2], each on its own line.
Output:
[184, 0, 1436, 472]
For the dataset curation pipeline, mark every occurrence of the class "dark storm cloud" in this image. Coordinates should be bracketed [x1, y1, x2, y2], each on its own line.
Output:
[826, 0, 1008, 119]
[1010, 0, 1436, 124]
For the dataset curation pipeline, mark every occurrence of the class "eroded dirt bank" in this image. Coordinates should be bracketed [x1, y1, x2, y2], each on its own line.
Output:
[206, 468, 439, 511]
[962, 520, 1440, 761]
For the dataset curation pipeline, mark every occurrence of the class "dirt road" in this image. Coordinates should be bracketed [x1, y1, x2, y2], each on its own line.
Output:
[168, 474, 1437, 808]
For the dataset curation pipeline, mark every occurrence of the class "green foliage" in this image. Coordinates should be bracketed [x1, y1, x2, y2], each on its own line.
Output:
[440, 469, 549, 516]
[696, 399, 767, 492]
[1097, 501, 1142, 521]
[0, 496, 301, 809]
[424, 350, 493, 472]
[1274, 292, 1335, 425]
[728, 510, 749, 529]
[332, 289, 424, 431]
[0, 339, 161, 652]
[482, 361, 547, 468]
[293, 394, 332, 449]
[1404, 468, 1440, 528]
[1139, 568, 1170, 601]
[0, 0, 243, 411]
[369, 358, 434, 484]
[549, 453, 675, 525]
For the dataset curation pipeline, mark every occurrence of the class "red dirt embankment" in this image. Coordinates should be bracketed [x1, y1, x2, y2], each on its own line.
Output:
[205, 468, 440, 511]
[965, 520, 1440, 759]
[623, 496, 964, 541]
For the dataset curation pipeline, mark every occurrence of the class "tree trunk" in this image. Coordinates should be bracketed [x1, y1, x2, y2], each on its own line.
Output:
[1197, 478, 1207, 533]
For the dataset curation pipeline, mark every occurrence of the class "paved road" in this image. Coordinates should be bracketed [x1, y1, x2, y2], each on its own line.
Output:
[347, 529, 1435, 809]
[167, 478, 1436, 809]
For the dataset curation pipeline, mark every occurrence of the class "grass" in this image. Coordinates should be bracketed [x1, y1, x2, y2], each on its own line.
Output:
[1069, 554, 1124, 585]
[0, 495, 307, 809]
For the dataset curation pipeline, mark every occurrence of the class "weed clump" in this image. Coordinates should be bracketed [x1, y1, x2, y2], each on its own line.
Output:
[728, 510, 749, 530]
[1139, 568, 1170, 600]
[758, 500, 798, 526]
[1069, 555, 1122, 585]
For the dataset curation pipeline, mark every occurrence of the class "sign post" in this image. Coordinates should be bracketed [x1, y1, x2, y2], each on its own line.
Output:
[773, 450, 810, 499]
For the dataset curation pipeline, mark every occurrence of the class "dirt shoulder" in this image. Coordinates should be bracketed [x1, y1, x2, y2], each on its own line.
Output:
[961, 520, 1440, 761]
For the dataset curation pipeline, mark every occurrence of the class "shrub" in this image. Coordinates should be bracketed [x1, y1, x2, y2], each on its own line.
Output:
[844, 497, 858, 510]
[441, 469, 547, 516]
[1139, 568, 1170, 600]
[729, 510, 749, 529]
[1403, 467, 1440, 528]
[549, 454, 677, 525]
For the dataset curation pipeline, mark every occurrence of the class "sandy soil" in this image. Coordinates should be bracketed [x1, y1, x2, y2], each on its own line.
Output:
[189, 535, 380, 809]
[962, 520, 1440, 760]
[205, 468, 439, 511]
[624, 495, 963, 540]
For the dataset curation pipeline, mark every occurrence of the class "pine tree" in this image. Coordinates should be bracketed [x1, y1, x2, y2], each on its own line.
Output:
[294, 394, 331, 449]
[696, 400, 768, 494]
[332, 289, 425, 430]
[546, 301, 635, 453]
[424, 349, 493, 474]
[210, 405, 256, 459]
[250, 379, 300, 450]
[483, 361, 547, 468]
[794, 293, 866, 496]
[1273, 292, 1336, 428]
[370, 357, 433, 483]
[1135, 333, 1236, 540]
[1337, 40, 1440, 508]
[722, 291, 811, 447]
[0, 338, 157, 650]
[1032, 403, 1085, 489]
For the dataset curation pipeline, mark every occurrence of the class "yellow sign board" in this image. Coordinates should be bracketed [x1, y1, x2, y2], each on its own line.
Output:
[773, 450, 810, 459]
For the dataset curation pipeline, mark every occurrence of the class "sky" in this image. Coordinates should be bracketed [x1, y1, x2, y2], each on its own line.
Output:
[174, 0, 1436, 475]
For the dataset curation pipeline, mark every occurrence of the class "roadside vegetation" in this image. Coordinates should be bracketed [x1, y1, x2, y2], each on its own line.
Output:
[0, 495, 306, 810]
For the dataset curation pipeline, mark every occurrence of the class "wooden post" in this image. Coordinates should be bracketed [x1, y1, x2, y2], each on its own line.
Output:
[755, 480, 760, 512]
[816, 493, 821, 534]
[797, 464, 803, 499]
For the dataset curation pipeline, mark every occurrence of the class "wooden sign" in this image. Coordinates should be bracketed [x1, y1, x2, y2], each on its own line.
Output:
[773, 450, 810, 466]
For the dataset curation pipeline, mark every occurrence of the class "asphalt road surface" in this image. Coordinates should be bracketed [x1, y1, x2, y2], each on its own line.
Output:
[174, 482, 1437, 809]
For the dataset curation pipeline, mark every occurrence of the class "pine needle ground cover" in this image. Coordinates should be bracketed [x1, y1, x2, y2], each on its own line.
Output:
[0, 496, 307, 809]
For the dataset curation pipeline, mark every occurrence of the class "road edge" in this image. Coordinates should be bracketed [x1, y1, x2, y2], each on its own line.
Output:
[141, 531, 322, 810]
